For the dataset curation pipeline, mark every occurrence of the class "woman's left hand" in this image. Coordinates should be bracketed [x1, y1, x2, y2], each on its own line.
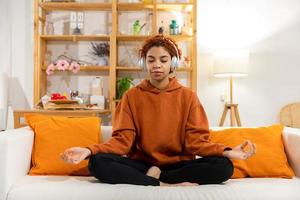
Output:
[222, 140, 256, 160]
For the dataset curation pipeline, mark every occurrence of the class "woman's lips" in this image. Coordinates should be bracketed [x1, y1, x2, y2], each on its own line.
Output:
[151, 72, 163, 77]
[151, 71, 163, 74]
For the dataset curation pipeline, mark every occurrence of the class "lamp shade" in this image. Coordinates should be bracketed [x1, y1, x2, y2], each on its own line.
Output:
[213, 51, 249, 77]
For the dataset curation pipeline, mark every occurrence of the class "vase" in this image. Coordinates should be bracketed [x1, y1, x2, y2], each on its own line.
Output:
[97, 56, 108, 66]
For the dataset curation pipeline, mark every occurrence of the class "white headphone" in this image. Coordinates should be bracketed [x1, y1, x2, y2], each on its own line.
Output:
[138, 38, 180, 72]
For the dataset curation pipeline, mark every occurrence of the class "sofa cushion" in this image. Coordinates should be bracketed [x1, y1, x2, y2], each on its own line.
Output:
[25, 114, 101, 176]
[210, 124, 294, 178]
[7, 175, 300, 200]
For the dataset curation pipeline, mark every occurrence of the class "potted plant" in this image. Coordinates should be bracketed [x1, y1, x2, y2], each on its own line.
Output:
[90, 42, 110, 66]
[116, 77, 134, 100]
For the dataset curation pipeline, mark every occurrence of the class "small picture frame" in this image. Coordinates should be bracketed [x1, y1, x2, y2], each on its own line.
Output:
[69, 12, 84, 35]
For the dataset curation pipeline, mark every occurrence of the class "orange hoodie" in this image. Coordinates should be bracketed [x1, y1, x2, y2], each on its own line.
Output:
[88, 78, 226, 166]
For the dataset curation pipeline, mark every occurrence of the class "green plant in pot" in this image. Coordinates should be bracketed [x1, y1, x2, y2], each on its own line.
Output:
[116, 77, 134, 99]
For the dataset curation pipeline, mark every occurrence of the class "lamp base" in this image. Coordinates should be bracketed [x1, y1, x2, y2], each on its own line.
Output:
[219, 103, 241, 127]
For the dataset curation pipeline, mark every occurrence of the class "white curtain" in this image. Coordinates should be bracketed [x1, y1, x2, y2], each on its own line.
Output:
[0, 0, 11, 130]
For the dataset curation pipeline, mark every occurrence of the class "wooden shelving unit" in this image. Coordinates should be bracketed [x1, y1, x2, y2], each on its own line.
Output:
[33, 0, 197, 122]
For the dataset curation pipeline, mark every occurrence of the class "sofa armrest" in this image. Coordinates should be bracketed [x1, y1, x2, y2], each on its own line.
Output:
[283, 127, 300, 177]
[101, 126, 112, 142]
[0, 127, 34, 200]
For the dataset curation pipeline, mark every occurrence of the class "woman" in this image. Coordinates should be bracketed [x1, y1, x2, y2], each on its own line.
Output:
[61, 35, 256, 186]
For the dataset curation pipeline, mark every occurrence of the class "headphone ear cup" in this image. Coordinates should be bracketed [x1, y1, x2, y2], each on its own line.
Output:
[171, 56, 179, 70]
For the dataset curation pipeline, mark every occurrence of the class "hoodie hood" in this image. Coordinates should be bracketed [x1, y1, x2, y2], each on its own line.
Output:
[137, 78, 182, 94]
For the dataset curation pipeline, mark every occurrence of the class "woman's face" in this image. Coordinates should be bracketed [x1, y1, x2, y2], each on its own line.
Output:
[145, 46, 172, 82]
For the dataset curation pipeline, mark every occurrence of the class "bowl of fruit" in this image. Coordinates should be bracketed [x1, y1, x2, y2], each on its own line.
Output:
[49, 93, 78, 104]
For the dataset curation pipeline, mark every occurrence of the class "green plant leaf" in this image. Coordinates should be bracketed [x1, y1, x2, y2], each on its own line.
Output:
[116, 77, 134, 99]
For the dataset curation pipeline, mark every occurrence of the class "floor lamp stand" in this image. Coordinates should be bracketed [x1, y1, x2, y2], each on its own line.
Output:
[219, 76, 242, 127]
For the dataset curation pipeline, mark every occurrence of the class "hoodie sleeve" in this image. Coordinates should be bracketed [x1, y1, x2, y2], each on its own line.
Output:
[88, 93, 136, 155]
[184, 94, 226, 157]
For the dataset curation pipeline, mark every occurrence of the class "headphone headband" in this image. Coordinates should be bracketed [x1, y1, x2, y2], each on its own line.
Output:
[162, 37, 180, 60]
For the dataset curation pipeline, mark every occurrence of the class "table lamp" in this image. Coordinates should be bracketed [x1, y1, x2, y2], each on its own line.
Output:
[213, 51, 248, 126]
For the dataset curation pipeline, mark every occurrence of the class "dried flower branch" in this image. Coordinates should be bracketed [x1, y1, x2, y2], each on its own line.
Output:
[90, 42, 110, 57]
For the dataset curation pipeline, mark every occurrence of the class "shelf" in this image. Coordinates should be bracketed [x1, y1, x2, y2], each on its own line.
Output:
[39, 2, 193, 12]
[116, 66, 192, 72]
[42, 66, 110, 71]
[79, 66, 110, 71]
[116, 35, 193, 41]
[118, 3, 153, 11]
[117, 66, 143, 71]
[13, 109, 111, 128]
[177, 67, 192, 72]
[168, 35, 193, 41]
[117, 35, 151, 41]
[16, 109, 111, 114]
[39, 2, 112, 11]
[41, 35, 193, 43]
[157, 3, 193, 12]
[40, 35, 110, 42]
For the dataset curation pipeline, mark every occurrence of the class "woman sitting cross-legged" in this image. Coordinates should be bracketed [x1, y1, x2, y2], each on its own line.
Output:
[61, 35, 256, 186]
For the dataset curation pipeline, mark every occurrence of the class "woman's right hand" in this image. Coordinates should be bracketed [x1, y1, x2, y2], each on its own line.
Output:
[60, 147, 92, 165]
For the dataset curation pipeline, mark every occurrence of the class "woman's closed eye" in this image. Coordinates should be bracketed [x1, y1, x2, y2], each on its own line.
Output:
[148, 60, 168, 63]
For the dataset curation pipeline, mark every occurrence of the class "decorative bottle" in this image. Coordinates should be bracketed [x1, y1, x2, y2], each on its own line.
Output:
[169, 20, 179, 35]
[133, 20, 141, 35]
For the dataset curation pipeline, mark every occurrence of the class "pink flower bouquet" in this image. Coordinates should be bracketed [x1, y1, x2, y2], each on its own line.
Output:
[46, 63, 55, 75]
[69, 61, 80, 73]
[56, 60, 69, 71]
[46, 59, 80, 75]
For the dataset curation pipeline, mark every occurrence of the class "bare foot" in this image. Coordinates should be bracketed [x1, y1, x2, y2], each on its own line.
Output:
[160, 182, 199, 187]
[146, 166, 161, 179]
[147, 166, 199, 187]
[175, 182, 199, 186]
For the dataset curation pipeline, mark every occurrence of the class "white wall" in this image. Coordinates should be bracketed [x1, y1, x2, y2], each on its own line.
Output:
[2, 0, 34, 110]
[0, 0, 10, 130]
[198, 0, 300, 126]
[10, 0, 34, 109]
[4, 0, 300, 127]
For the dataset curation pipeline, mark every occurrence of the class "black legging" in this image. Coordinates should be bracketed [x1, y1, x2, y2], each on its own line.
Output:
[88, 153, 233, 186]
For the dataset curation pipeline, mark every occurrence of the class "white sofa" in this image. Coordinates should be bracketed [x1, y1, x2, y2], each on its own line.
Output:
[1, 126, 300, 200]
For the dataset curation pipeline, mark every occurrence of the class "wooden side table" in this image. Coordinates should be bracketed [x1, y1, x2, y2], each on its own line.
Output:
[13, 109, 110, 129]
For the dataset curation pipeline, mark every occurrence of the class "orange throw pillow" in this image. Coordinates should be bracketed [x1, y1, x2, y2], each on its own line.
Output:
[25, 114, 101, 176]
[210, 124, 294, 178]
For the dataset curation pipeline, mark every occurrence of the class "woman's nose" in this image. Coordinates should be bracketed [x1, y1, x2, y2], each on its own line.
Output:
[153, 61, 162, 68]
